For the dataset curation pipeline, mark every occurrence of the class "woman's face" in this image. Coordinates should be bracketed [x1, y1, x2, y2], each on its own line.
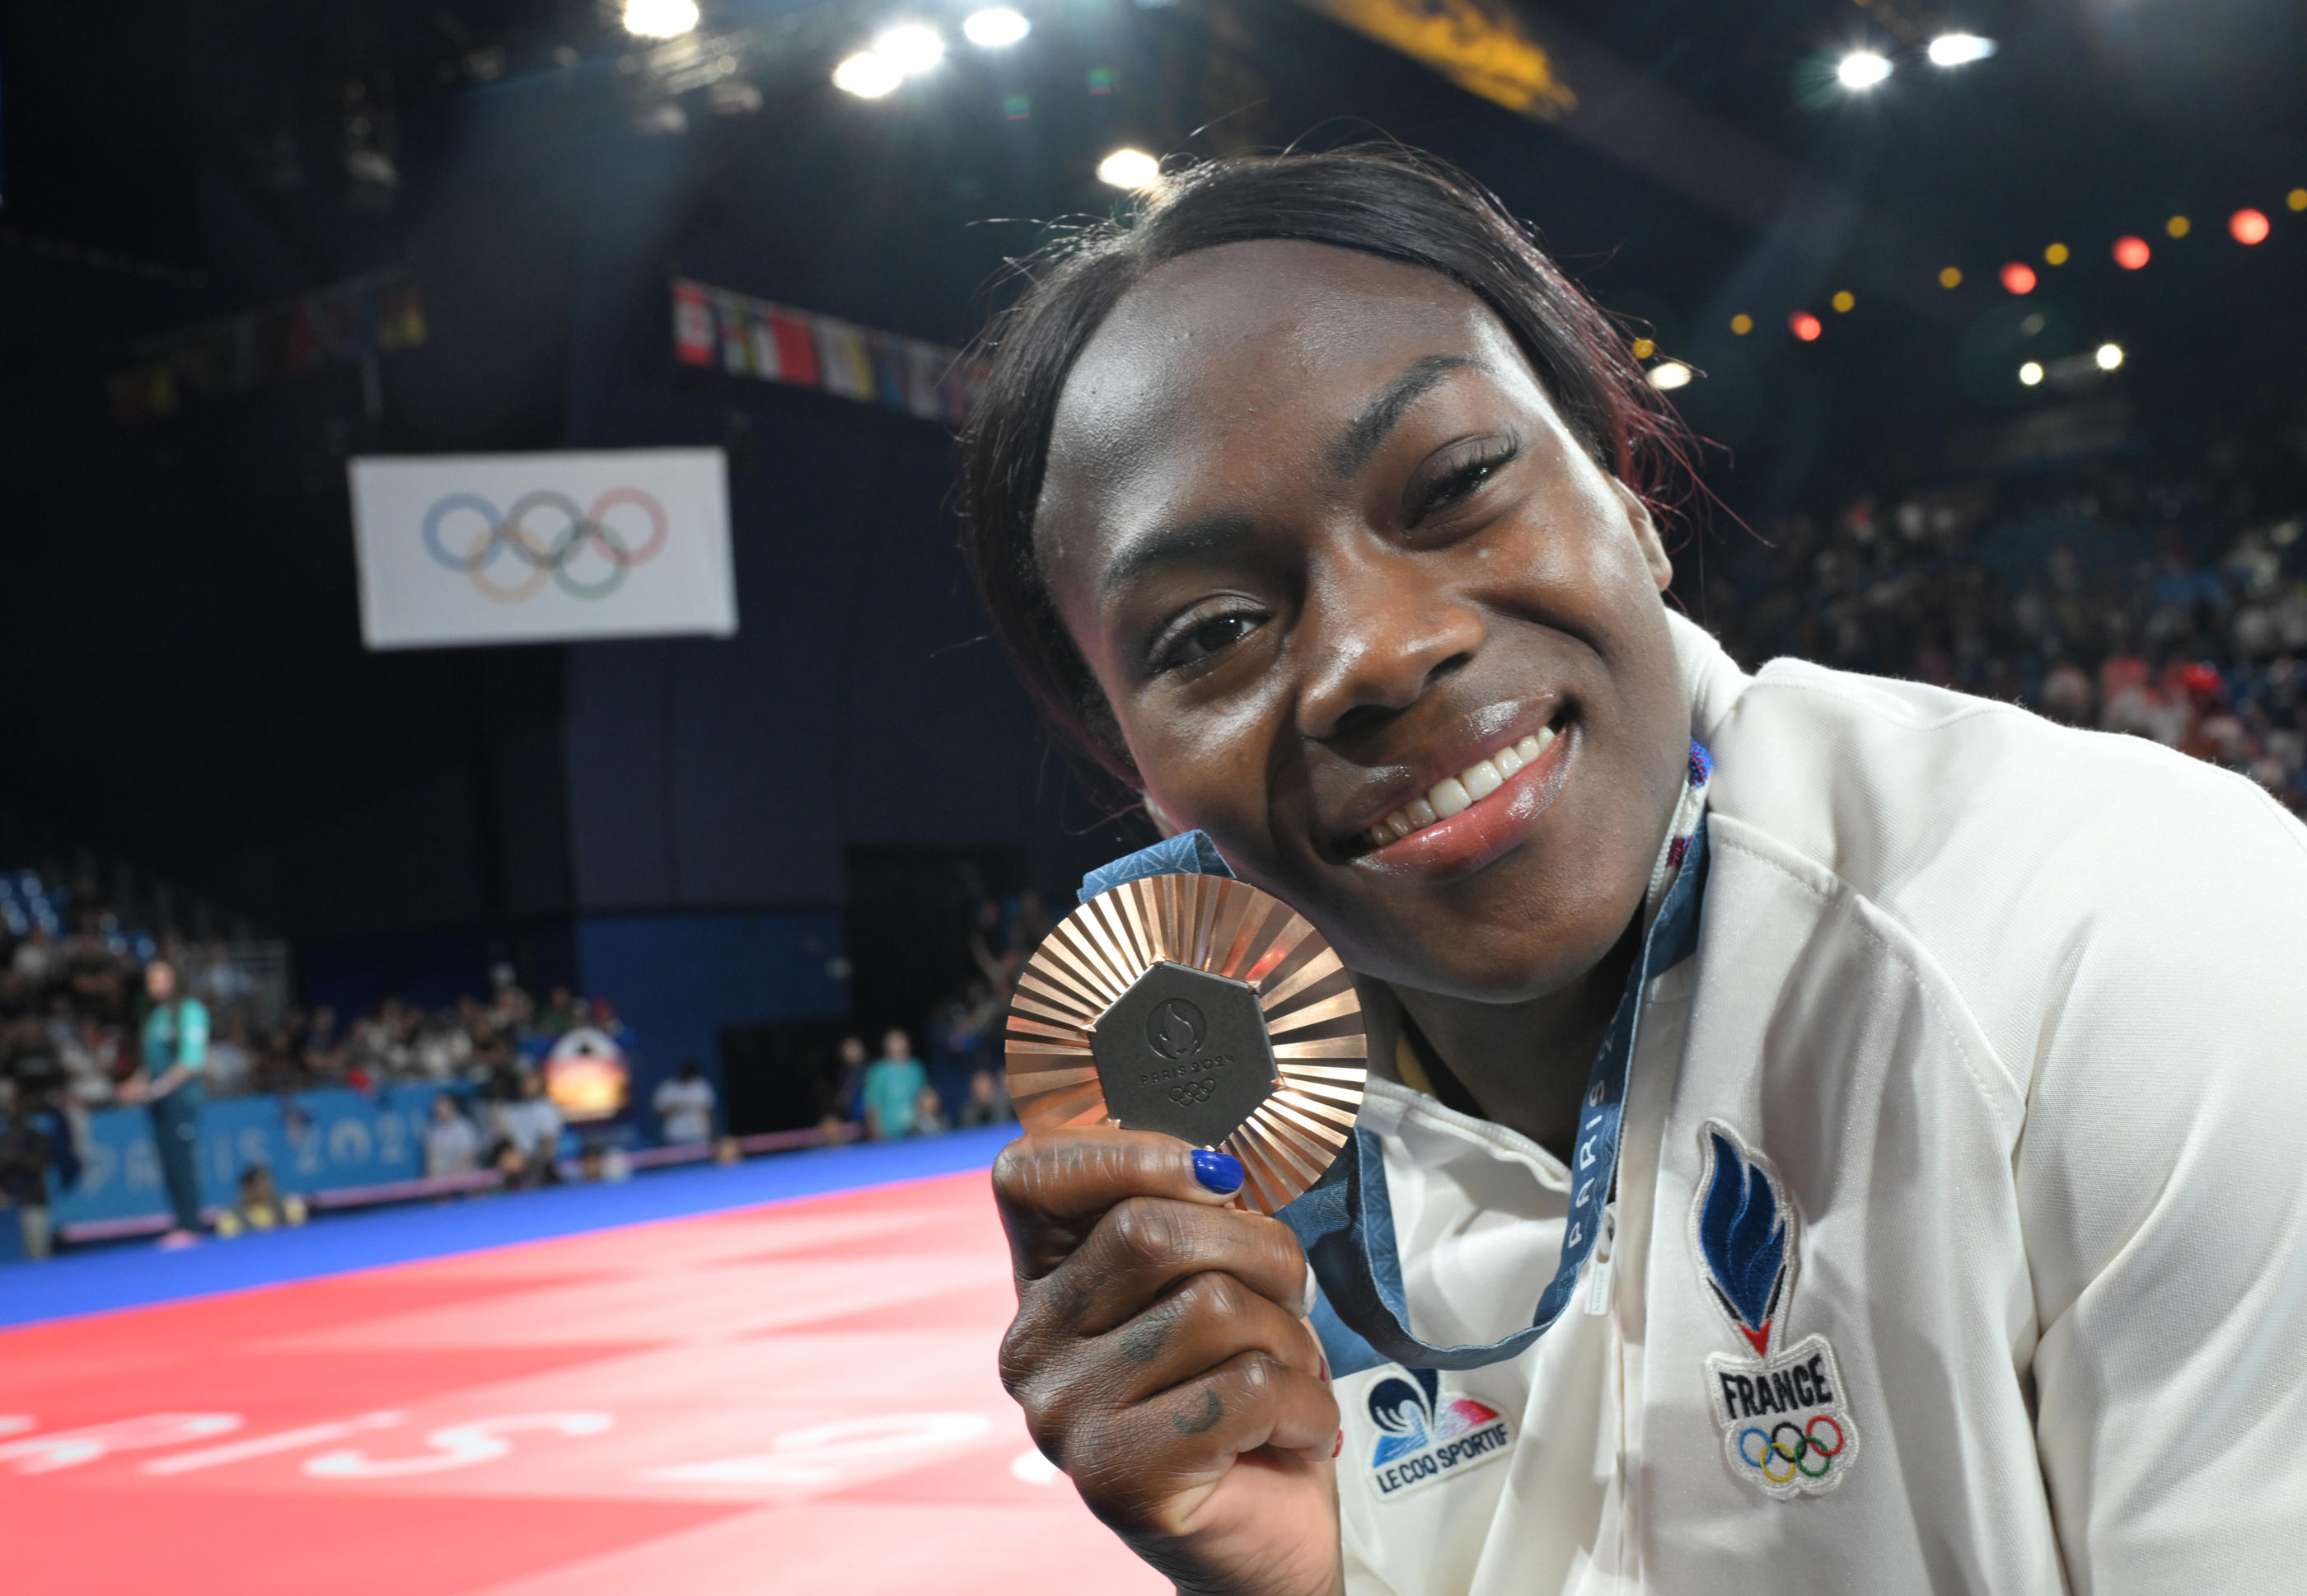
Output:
[1035, 241, 1689, 1003]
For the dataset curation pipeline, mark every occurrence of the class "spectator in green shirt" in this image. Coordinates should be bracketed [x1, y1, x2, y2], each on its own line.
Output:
[861, 1029, 929, 1140]
[119, 959, 208, 1248]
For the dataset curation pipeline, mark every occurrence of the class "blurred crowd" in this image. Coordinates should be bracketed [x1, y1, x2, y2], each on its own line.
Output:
[1703, 377, 2307, 810]
[824, 888, 1046, 1143]
[0, 910, 640, 1112]
[0, 909, 267, 1111]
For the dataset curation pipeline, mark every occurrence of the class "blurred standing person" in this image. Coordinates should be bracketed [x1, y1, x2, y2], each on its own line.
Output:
[861, 1029, 927, 1141]
[492, 1069, 563, 1185]
[119, 958, 208, 1248]
[831, 1034, 869, 1123]
[423, 1092, 482, 1179]
[0, 1079, 60, 1260]
[910, 1083, 949, 1137]
[957, 1066, 1013, 1129]
[653, 1060, 717, 1146]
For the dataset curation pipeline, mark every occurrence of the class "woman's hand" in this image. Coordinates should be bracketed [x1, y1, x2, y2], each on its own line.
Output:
[994, 1129, 1345, 1596]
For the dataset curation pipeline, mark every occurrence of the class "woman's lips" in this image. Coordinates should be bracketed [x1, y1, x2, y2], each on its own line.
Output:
[1350, 721, 1574, 877]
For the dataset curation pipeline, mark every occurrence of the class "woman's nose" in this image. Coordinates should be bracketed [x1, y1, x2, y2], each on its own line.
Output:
[1293, 550, 1485, 742]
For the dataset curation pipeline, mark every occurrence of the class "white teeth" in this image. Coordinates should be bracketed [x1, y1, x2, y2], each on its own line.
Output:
[1362, 726, 1562, 850]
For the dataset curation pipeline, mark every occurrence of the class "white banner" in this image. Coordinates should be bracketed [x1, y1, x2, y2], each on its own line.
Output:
[349, 448, 737, 648]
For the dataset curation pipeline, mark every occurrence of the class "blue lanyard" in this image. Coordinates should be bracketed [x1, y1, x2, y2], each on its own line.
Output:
[1287, 813, 1710, 1373]
[1075, 807, 1711, 1375]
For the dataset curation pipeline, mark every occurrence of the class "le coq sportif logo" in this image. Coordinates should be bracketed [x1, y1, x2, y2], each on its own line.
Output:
[422, 488, 670, 602]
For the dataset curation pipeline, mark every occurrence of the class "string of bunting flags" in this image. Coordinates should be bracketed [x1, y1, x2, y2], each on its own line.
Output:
[672, 277, 985, 428]
[110, 267, 428, 424]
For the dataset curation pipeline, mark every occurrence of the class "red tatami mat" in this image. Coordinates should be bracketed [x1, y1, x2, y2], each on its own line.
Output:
[0, 1172, 1165, 1595]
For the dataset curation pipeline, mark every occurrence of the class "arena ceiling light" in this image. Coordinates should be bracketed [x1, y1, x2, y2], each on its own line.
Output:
[1648, 361, 1693, 391]
[624, 0, 700, 38]
[963, 8, 1031, 47]
[1097, 147, 1163, 191]
[2095, 343, 2125, 371]
[832, 50, 903, 97]
[2019, 362, 2044, 387]
[1837, 51, 1893, 90]
[873, 23, 945, 74]
[1926, 34, 1996, 67]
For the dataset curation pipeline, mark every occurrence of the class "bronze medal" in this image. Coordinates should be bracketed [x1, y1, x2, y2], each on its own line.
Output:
[1004, 873, 1367, 1215]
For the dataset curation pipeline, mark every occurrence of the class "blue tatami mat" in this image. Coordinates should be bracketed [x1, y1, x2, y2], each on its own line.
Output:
[0, 1125, 1013, 1331]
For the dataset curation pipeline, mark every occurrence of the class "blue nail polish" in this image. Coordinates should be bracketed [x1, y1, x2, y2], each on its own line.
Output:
[1192, 1149, 1245, 1194]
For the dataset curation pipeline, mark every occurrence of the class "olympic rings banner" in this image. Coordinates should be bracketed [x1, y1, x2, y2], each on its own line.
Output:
[348, 448, 737, 648]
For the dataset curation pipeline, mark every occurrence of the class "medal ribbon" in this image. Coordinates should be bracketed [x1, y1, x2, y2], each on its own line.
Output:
[1285, 812, 1709, 1372]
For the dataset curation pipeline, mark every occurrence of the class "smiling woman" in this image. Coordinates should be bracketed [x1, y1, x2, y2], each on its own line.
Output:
[965, 148, 2307, 1596]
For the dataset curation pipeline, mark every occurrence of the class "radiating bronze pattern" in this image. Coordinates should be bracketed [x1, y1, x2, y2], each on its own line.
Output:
[1005, 873, 1367, 1215]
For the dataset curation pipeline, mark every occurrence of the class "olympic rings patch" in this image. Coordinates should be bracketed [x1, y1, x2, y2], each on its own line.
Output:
[1735, 1415, 1846, 1484]
[422, 489, 670, 603]
[1703, 1333, 1860, 1500]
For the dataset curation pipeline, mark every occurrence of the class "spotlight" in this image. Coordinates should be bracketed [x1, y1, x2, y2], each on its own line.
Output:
[2113, 236, 2151, 270]
[2044, 242, 2069, 266]
[832, 51, 903, 97]
[2164, 214, 2190, 239]
[2000, 262, 2037, 295]
[1832, 290, 1855, 313]
[2291, 190, 2307, 213]
[963, 7, 1030, 47]
[2019, 362, 2043, 386]
[2095, 343, 2123, 371]
[1790, 311, 1823, 342]
[1926, 33, 1997, 66]
[1729, 313, 1753, 335]
[873, 23, 945, 73]
[1837, 51, 1893, 90]
[1648, 361, 1693, 391]
[2230, 208, 2271, 246]
[623, 0, 700, 39]
[1097, 147, 1162, 191]
[1939, 266, 1963, 288]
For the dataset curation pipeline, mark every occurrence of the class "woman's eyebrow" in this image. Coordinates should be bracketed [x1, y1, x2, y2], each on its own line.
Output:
[1324, 353, 1477, 478]
[1097, 510, 1260, 600]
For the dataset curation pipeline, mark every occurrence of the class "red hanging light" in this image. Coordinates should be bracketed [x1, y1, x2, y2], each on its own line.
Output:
[1789, 311, 1823, 342]
[2000, 261, 2038, 295]
[2113, 236, 2151, 270]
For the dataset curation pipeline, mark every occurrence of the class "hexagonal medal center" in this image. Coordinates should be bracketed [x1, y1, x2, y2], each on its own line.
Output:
[1090, 961, 1279, 1147]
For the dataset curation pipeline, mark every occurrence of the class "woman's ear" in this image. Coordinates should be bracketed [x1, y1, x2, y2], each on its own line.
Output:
[1143, 793, 1184, 840]
[1610, 478, 1674, 593]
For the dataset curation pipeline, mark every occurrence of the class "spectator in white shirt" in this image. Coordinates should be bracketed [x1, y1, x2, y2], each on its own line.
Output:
[423, 1092, 481, 1178]
[492, 1070, 563, 1165]
[652, 1060, 717, 1145]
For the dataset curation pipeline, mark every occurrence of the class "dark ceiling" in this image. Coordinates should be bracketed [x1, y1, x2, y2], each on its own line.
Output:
[0, 0, 2300, 929]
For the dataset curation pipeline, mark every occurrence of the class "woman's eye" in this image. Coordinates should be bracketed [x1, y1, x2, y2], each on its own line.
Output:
[1411, 444, 1518, 525]
[1158, 611, 1261, 672]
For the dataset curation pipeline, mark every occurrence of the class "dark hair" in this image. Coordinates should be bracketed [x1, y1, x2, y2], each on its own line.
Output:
[958, 146, 1696, 786]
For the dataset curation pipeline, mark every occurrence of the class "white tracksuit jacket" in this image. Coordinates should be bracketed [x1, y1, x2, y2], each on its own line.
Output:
[1330, 613, 2307, 1595]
